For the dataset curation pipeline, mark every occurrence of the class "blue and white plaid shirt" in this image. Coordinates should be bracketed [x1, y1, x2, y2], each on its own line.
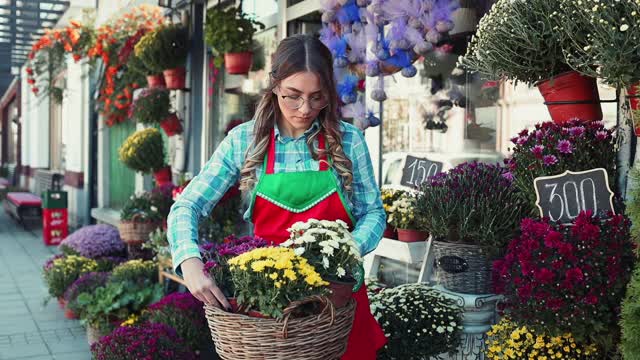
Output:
[167, 119, 386, 273]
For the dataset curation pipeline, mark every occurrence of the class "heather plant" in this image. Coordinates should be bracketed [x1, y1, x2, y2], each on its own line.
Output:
[146, 292, 210, 353]
[58, 224, 125, 259]
[90, 322, 196, 360]
[416, 162, 529, 259]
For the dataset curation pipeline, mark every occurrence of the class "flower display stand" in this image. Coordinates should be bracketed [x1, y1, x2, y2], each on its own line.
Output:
[157, 255, 186, 287]
[431, 285, 502, 360]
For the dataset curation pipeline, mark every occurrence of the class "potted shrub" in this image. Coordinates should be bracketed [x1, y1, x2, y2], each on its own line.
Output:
[370, 284, 463, 360]
[134, 30, 165, 88]
[64, 272, 110, 320]
[58, 224, 126, 260]
[621, 265, 640, 358]
[387, 191, 427, 242]
[204, 6, 265, 74]
[281, 219, 363, 308]
[507, 120, 616, 211]
[42, 254, 98, 305]
[130, 88, 182, 136]
[154, 24, 189, 89]
[493, 213, 635, 355]
[462, 0, 602, 123]
[118, 193, 163, 245]
[416, 162, 528, 294]
[90, 323, 196, 360]
[118, 128, 171, 186]
[380, 188, 404, 239]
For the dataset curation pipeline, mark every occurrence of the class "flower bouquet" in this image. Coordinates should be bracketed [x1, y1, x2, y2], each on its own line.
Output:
[281, 219, 362, 307]
[387, 191, 427, 242]
[370, 284, 463, 360]
[204, 247, 356, 360]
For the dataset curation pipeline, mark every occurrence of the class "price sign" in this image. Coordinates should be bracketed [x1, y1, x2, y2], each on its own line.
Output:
[400, 155, 444, 188]
[534, 168, 615, 224]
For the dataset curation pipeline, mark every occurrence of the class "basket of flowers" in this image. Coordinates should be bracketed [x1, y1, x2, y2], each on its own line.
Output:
[204, 246, 356, 360]
[117, 192, 164, 245]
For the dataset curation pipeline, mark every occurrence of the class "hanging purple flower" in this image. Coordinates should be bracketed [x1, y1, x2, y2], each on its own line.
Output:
[543, 155, 559, 166]
[556, 140, 574, 154]
[530, 145, 544, 159]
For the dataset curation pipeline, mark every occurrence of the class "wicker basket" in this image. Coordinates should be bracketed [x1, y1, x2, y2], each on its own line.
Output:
[117, 214, 160, 245]
[432, 240, 492, 294]
[205, 296, 356, 360]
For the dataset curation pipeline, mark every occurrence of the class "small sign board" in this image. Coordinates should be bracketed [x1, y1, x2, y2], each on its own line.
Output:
[437, 256, 469, 274]
[534, 168, 615, 224]
[400, 155, 444, 188]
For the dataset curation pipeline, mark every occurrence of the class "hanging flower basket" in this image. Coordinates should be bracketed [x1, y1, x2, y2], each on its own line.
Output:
[118, 214, 161, 245]
[160, 114, 183, 136]
[153, 166, 173, 186]
[146, 74, 166, 88]
[432, 240, 492, 294]
[536, 71, 603, 124]
[224, 52, 253, 75]
[163, 67, 186, 89]
[396, 229, 428, 243]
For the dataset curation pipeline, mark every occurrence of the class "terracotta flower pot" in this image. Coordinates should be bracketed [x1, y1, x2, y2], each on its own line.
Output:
[57, 297, 66, 309]
[328, 279, 355, 308]
[397, 229, 428, 242]
[383, 224, 398, 240]
[159, 113, 183, 136]
[163, 67, 186, 89]
[153, 166, 173, 187]
[64, 307, 78, 320]
[536, 71, 603, 124]
[224, 52, 253, 75]
[146, 74, 166, 89]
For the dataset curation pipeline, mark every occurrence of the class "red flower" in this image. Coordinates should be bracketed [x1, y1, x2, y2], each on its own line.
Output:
[534, 268, 555, 284]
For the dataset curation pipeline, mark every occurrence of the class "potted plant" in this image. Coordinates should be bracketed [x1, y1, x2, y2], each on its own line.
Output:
[64, 272, 110, 320]
[154, 24, 189, 89]
[462, 0, 602, 123]
[90, 322, 196, 360]
[493, 213, 635, 355]
[134, 30, 165, 88]
[370, 284, 464, 360]
[416, 162, 528, 294]
[130, 88, 182, 136]
[380, 188, 404, 239]
[118, 193, 164, 245]
[387, 191, 427, 242]
[204, 6, 265, 74]
[118, 128, 171, 186]
[58, 224, 126, 260]
[142, 228, 171, 263]
[621, 266, 640, 358]
[507, 120, 616, 211]
[281, 219, 363, 308]
[42, 254, 98, 305]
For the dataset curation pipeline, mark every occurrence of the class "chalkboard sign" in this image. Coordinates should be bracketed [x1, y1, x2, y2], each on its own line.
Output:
[534, 168, 615, 224]
[400, 155, 444, 188]
[437, 256, 469, 274]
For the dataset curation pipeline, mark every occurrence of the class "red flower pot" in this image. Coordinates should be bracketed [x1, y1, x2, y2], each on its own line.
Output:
[159, 113, 183, 136]
[163, 67, 186, 89]
[627, 83, 640, 136]
[397, 229, 428, 242]
[383, 224, 398, 239]
[224, 52, 253, 75]
[146, 74, 166, 88]
[536, 71, 603, 124]
[57, 297, 66, 309]
[64, 308, 78, 319]
[153, 166, 173, 187]
[328, 280, 355, 308]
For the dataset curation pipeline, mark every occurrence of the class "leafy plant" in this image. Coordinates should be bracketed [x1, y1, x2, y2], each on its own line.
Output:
[370, 284, 463, 360]
[204, 6, 265, 66]
[42, 255, 98, 299]
[130, 88, 172, 124]
[621, 265, 640, 359]
[462, 0, 571, 85]
[118, 128, 166, 173]
[154, 24, 189, 70]
[627, 167, 640, 251]
[417, 162, 528, 258]
[142, 228, 170, 261]
[65, 272, 110, 315]
[120, 192, 164, 223]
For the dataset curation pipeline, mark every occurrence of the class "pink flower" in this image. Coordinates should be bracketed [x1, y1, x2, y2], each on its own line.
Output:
[543, 155, 558, 166]
[531, 145, 544, 159]
[556, 139, 573, 154]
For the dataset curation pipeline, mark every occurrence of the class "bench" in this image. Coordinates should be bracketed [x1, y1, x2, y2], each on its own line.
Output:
[0, 163, 17, 191]
[4, 192, 43, 228]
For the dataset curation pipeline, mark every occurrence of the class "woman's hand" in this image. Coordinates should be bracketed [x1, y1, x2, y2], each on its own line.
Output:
[181, 257, 231, 310]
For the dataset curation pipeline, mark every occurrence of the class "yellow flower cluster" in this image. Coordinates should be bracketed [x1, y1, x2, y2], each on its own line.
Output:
[486, 318, 598, 360]
[229, 247, 328, 288]
[53, 255, 98, 274]
[120, 313, 140, 327]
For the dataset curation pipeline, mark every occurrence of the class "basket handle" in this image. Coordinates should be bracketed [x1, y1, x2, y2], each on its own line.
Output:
[130, 213, 145, 228]
[279, 295, 335, 339]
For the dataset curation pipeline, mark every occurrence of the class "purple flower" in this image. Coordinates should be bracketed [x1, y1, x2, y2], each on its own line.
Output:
[530, 145, 544, 159]
[64, 272, 110, 302]
[596, 130, 609, 140]
[59, 225, 125, 259]
[568, 126, 585, 137]
[535, 130, 544, 140]
[516, 136, 528, 145]
[502, 172, 514, 181]
[203, 260, 219, 274]
[556, 140, 573, 154]
[543, 155, 559, 166]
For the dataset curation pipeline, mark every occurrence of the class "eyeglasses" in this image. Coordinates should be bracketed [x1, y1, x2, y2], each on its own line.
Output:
[274, 87, 329, 110]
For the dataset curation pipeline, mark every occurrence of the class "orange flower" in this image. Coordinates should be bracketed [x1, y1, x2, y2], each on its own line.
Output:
[70, 20, 82, 28]
[73, 54, 82, 62]
[63, 42, 72, 52]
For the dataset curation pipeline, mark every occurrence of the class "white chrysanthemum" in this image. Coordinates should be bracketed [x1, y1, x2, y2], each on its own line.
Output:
[322, 256, 330, 269]
[336, 267, 346, 277]
[294, 247, 305, 256]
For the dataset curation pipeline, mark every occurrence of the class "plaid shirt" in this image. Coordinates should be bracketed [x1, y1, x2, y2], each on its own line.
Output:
[167, 119, 386, 273]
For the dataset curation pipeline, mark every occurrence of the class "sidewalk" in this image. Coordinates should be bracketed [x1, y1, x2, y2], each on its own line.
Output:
[0, 209, 90, 360]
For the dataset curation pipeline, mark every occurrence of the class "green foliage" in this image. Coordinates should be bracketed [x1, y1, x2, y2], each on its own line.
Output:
[120, 192, 164, 223]
[204, 7, 265, 66]
[127, 53, 155, 76]
[154, 24, 189, 70]
[462, 0, 571, 85]
[628, 167, 640, 251]
[131, 88, 171, 124]
[621, 265, 640, 360]
[142, 228, 170, 261]
[42, 255, 98, 298]
[118, 128, 166, 173]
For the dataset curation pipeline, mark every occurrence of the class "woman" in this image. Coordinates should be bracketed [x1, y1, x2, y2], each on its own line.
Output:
[167, 34, 387, 359]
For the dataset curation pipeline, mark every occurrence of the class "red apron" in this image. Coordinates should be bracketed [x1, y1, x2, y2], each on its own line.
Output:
[249, 129, 387, 359]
